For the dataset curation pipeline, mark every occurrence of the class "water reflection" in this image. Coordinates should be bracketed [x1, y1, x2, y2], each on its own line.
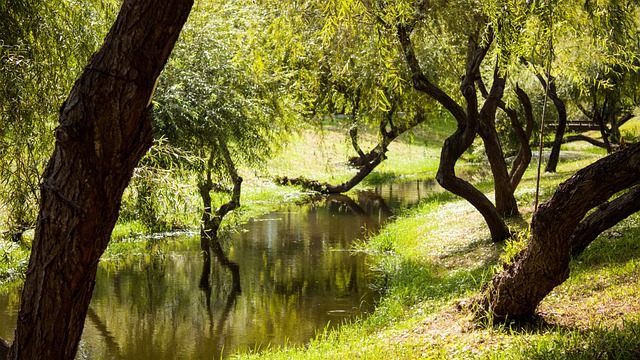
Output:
[0, 180, 435, 359]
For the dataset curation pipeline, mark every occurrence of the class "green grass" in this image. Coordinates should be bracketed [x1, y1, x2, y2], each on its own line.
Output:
[233, 140, 640, 359]
[2, 116, 640, 358]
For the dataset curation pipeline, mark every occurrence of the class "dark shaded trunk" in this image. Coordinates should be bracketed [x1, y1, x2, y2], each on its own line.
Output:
[397, 23, 510, 242]
[562, 134, 611, 149]
[6, 1, 192, 359]
[569, 186, 640, 257]
[0, 339, 8, 360]
[477, 79, 533, 196]
[543, 76, 567, 173]
[479, 143, 640, 320]
[509, 85, 534, 189]
[199, 144, 243, 294]
[476, 72, 518, 217]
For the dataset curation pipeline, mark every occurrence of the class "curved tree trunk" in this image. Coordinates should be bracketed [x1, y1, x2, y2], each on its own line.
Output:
[479, 143, 640, 320]
[562, 134, 611, 149]
[509, 85, 534, 189]
[6, 1, 193, 359]
[569, 186, 640, 257]
[477, 72, 518, 217]
[543, 76, 567, 173]
[277, 110, 426, 194]
[398, 23, 510, 242]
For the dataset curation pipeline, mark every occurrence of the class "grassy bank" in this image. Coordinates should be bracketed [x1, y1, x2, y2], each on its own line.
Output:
[233, 138, 640, 358]
[2, 118, 640, 359]
[0, 117, 451, 285]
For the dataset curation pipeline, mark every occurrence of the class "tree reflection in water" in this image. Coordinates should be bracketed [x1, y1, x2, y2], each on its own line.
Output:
[0, 180, 438, 359]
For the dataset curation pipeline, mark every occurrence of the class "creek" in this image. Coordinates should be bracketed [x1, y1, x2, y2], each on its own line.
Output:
[0, 180, 442, 359]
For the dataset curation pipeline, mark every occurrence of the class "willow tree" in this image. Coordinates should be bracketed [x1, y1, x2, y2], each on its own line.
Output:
[276, 0, 436, 194]
[379, 0, 531, 240]
[0, 0, 117, 241]
[0, 0, 193, 358]
[478, 143, 640, 319]
[476, 0, 640, 320]
[153, 0, 296, 285]
[572, 0, 640, 153]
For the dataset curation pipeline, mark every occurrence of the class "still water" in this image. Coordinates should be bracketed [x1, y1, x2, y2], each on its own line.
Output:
[0, 180, 441, 359]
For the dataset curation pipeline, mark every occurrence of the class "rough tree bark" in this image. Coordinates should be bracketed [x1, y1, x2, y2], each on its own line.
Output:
[477, 80, 534, 195]
[475, 70, 518, 217]
[479, 143, 640, 320]
[569, 186, 640, 257]
[4, 1, 193, 359]
[398, 22, 511, 241]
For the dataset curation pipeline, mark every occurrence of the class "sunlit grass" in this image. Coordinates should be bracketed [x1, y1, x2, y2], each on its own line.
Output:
[235, 141, 640, 359]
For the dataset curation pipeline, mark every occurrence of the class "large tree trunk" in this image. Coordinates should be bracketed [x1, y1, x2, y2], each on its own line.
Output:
[397, 23, 510, 242]
[6, 1, 193, 359]
[479, 143, 640, 320]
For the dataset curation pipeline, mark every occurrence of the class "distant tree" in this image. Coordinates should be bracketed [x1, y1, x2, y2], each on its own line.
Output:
[573, 0, 640, 153]
[1, 0, 193, 358]
[273, 0, 434, 194]
[392, 0, 526, 241]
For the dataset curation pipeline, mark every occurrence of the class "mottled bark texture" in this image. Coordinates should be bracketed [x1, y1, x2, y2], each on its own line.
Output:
[479, 143, 640, 320]
[6, 1, 193, 359]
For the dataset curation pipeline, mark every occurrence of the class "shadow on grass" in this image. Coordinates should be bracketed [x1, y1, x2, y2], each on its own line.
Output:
[571, 217, 640, 271]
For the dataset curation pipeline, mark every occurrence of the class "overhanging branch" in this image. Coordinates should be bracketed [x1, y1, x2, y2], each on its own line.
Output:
[569, 186, 640, 257]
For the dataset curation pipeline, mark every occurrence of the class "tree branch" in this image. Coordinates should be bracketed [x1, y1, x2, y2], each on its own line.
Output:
[278, 110, 427, 194]
[569, 186, 640, 257]
[562, 134, 611, 149]
[396, 23, 467, 123]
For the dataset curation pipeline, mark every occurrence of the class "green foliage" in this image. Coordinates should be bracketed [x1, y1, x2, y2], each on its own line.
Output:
[0, 0, 117, 239]
[153, 0, 298, 183]
[0, 240, 29, 284]
[118, 141, 201, 232]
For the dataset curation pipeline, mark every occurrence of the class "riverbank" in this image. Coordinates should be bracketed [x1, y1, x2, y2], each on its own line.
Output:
[2, 118, 640, 358]
[0, 118, 450, 286]
[232, 132, 640, 358]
